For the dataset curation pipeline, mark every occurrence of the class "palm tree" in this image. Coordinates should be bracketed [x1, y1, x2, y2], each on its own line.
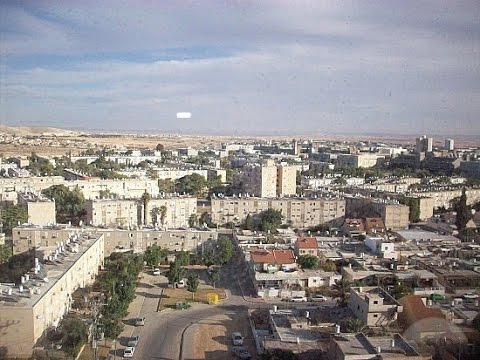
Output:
[335, 277, 351, 306]
[141, 191, 151, 226]
[346, 317, 366, 333]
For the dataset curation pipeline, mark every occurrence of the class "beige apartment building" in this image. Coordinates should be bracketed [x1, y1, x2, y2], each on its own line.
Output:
[211, 197, 345, 228]
[17, 191, 56, 226]
[12, 226, 217, 256]
[409, 188, 480, 209]
[276, 164, 297, 196]
[348, 286, 403, 327]
[0, 176, 65, 203]
[68, 178, 160, 199]
[85, 196, 197, 229]
[0, 232, 104, 358]
[337, 153, 384, 168]
[345, 196, 409, 231]
[233, 159, 297, 197]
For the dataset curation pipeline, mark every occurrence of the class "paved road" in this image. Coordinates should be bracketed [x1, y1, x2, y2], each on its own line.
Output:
[112, 248, 334, 360]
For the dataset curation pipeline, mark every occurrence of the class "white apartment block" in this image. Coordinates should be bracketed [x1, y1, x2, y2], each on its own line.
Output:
[233, 159, 297, 197]
[337, 154, 384, 168]
[85, 198, 138, 227]
[144, 197, 197, 228]
[152, 168, 208, 181]
[211, 197, 345, 228]
[0, 176, 65, 203]
[0, 232, 104, 357]
[17, 191, 56, 226]
[68, 179, 160, 199]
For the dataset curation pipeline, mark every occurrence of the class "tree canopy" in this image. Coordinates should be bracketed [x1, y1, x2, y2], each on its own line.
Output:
[297, 255, 319, 269]
[42, 185, 86, 225]
[454, 188, 472, 231]
[176, 173, 207, 196]
[215, 236, 234, 264]
[1, 205, 28, 234]
[144, 244, 169, 267]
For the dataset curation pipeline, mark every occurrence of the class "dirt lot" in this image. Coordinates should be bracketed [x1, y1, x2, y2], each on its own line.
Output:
[194, 312, 257, 360]
[159, 287, 226, 311]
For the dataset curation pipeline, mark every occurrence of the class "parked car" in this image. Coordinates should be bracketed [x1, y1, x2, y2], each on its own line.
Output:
[463, 293, 479, 300]
[231, 346, 252, 359]
[290, 296, 308, 302]
[123, 346, 135, 358]
[127, 335, 139, 347]
[310, 294, 327, 302]
[232, 332, 244, 346]
[134, 317, 145, 326]
[430, 293, 445, 301]
[153, 268, 161, 275]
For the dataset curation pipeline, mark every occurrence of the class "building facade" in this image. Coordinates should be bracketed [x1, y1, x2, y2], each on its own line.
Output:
[211, 197, 345, 228]
[17, 192, 56, 226]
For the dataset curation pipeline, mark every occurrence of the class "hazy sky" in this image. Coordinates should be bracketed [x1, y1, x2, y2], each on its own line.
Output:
[1, 0, 479, 135]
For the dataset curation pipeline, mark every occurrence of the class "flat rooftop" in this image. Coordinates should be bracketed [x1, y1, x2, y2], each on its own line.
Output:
[0, 232, 103, 308]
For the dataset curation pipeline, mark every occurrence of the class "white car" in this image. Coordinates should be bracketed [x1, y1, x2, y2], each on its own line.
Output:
[123, 346, 135, 358]
[290, 296, 308, 302]
[152, 268, 161, 276]
[232, 332, 244, 346]
[310, 294, 327, 302]
[463, 293, 479, 300]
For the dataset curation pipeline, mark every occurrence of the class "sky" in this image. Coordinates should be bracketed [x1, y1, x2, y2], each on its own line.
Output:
[0, 0, 479, 136]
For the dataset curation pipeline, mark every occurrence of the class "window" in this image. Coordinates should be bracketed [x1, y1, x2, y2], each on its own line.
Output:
[373, 314, 378, 318]
[373, 300, 378, 304]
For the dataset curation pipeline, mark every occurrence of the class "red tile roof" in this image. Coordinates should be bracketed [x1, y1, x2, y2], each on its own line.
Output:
[296, 237, 318, 249]
[251, 249, 296, 265]
[399, 295, 445, 327]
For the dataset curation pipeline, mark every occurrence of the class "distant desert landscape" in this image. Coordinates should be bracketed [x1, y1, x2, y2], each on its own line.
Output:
[0, 125, 478, 157]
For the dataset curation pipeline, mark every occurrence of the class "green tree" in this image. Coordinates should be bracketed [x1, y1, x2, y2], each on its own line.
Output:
[258, 209, 283, 233]
[176, 173, 207, 196]
[335, 277, 351, 306]
[454, 188, 471, 231]
[61, 317, 88, 356]
[209, 268, 221, 288]
[99, 189, 117, 198]
[242, 214, 254, 230]
[167, 261, 186, 285]
[188, 213, 198, 228]
[175, 250, 190, 266]
[199, 212, 215, 228]
[346, 317, 366, 333]
[202, 249, 216, 266]
[144, 244, 169, 267]
[1, 205, 28, 234]
[187, 273, 199, 300]
[146, 168, 159, 179]
[0, 244, 12, 264]
[322, 260, 337, 272]
[158, 179, 175, 193]
[334, 177, 347, 186]
[42, 185, 86, 225]
[391, 282, 413, 300]
[141, 191, 151, 225]
[216, 236, 234, 264]
[297, 255, 319, 269]
[155, 143, 164, 151]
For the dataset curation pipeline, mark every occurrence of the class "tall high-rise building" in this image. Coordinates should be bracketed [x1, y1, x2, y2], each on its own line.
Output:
[445, 138, 454, 151]
[415, 135, 433, 154]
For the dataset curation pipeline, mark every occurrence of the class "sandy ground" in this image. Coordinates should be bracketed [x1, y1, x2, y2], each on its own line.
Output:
[193, 312, 257, 360]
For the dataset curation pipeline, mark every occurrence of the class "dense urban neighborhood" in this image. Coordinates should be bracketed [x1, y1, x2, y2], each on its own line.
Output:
[0, 133, 479, 359]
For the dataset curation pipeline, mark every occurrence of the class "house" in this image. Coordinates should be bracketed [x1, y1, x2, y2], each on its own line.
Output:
[348, 286, 403, 327]
[294, 236, 318, 256]
[250, 249, 297, 273]
[398, 295, 448, 341]
[341, 218, 366, 238]
[364, 217, 386, 235]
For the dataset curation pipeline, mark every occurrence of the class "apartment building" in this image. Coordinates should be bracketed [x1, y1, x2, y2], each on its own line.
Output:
[348, 286, 403, 327]
[345, 196, 409, 231]
[85, 196, 196, 229]
[17, 191, 56, 226]
[336, 153, 384, 168]
[0, 176, 65, 203]
[68, 178, 160, 199]
[211, 196, 345, 228]
[409, 187, 480, 208]
[85, 198, 138, 227]
[233, 159, 297, 197]
[276, 164, 297, 196]
[0, 232, 104, 357]
[11, 226, 216, 256]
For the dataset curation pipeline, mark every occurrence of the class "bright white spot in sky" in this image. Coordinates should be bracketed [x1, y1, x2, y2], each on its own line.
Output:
[176, 112, 192, 119]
